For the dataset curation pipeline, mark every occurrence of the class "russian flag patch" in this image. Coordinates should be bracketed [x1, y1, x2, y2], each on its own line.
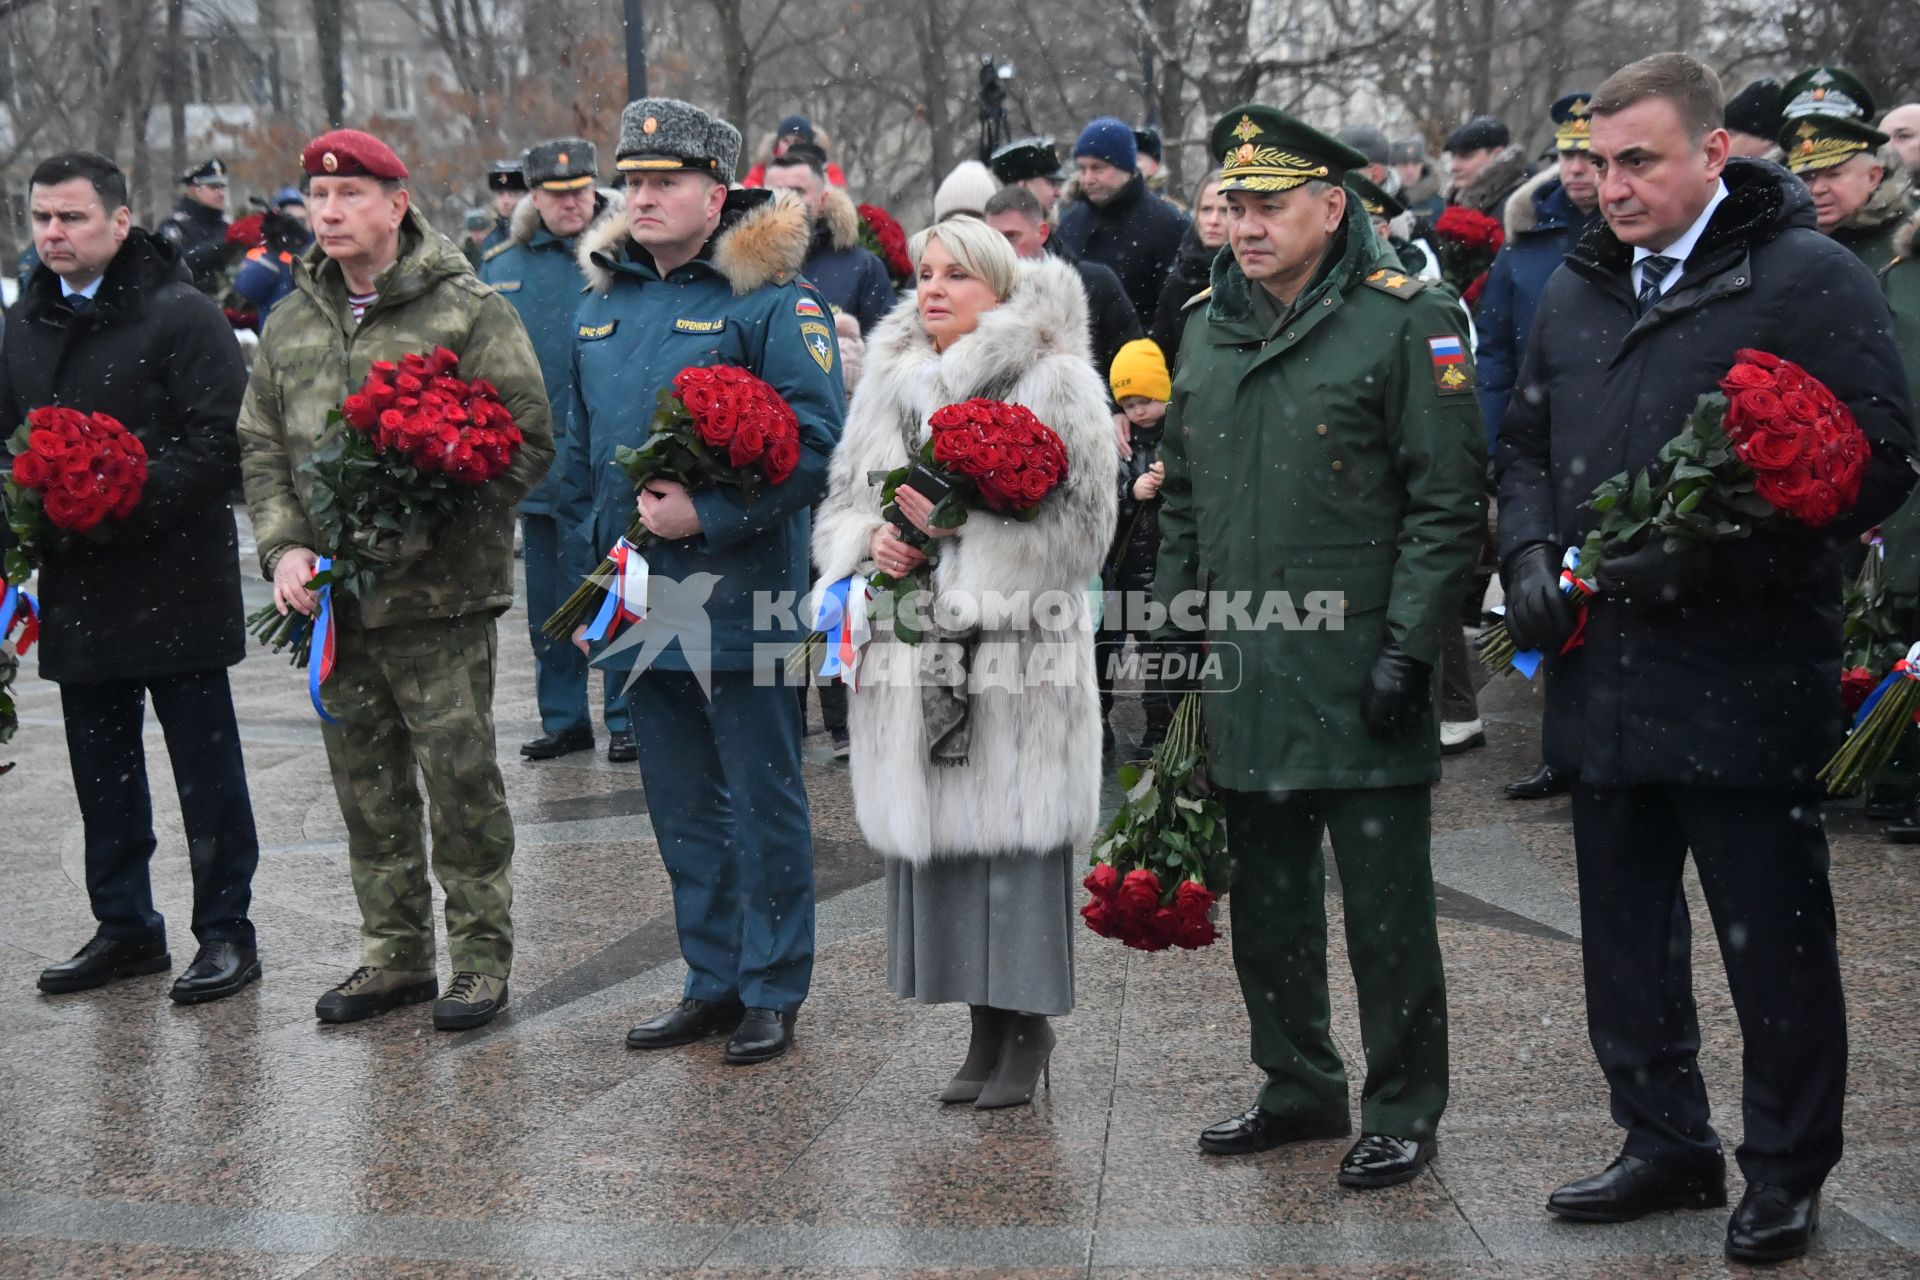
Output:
[795, 296, 824, 319]
[1427, 334, 1472, 395]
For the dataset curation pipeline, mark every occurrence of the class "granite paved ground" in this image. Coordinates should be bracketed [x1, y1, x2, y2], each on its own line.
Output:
[0, 531, 1915, 1278]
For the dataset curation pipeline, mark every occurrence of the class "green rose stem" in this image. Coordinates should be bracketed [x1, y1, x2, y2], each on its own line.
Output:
[541, 515, 647, 641]
[1819, 651, 1920, 795]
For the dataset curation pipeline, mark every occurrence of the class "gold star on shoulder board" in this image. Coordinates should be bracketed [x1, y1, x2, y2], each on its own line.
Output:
[1386, 273, 1408, 289]
[1368, 268, 1387, 282]
[1231, 115, 1262, 143]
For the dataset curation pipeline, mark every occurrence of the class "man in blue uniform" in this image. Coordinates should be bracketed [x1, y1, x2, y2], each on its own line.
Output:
[481, 138, 635, 763]
[556, 98, 844, 1065]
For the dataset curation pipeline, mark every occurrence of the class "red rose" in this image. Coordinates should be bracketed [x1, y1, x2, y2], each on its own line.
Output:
[341, 394, 377, 429]
[1727, 387, 1785, 432]
[1084, 864, 1120, 897]
[1735, 348, 1784, 372]
[1116, 867, 1162, 923]
[10, 452, 47, 489]
[1081, 897, 1117, 938]
[430, 347, 461, 376]
[42, 490, 82, 528]
[1736, 424, 1806, 472]
[1842, 666, 1878, 715]
[764, 435, 801, 485]
[1778, 391, 1821, 426]
[1719, 362, 1776, 392]
[399, 353, 430, 377]
[29, 430, 72, 463]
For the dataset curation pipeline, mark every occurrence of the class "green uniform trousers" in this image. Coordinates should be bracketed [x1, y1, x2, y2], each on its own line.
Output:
[1221, 784, 1448, 1140]
[319, 611, 515, 977]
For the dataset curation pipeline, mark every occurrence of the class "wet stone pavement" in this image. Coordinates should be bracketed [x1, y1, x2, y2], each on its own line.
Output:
[1, 534, 1917, 1278]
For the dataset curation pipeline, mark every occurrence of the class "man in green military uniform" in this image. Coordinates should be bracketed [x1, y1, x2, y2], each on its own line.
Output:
[239, 129, 554, 1031]
[1156, 106, 1486, 1188]
[1783, 109, 1908, 274]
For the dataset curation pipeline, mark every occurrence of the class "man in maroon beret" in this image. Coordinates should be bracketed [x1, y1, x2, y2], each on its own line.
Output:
[239, 127, 554, 1032]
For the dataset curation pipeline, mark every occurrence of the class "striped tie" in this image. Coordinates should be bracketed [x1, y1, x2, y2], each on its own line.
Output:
[1637, 255, 1676, 313]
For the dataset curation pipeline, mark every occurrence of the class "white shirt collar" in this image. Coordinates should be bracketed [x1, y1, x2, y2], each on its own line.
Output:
[1632, 179, 1729, 294]
[59, 275, 104, 302]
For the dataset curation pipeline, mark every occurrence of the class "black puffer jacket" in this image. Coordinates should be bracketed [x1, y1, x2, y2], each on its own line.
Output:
[1104, 420, 1163, 595]
[0, 230, 248, 683]
[1149, 226, 1218, 371]
[1055, 173, 1191, 329]
[1496, 159, 1916, 788]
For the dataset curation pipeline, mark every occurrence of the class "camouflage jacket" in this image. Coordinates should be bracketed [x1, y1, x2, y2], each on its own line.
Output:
[238, 208, 554, 629]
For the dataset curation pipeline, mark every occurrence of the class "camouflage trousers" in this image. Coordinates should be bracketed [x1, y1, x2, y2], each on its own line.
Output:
[318, 611, 515, 977]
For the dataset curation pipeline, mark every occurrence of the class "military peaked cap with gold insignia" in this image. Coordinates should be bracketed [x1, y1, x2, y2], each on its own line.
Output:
[616, 98, 743, 185]
[1210, 104, 1370, 194]
[181, 157, 228, 187]
[1782, 67, 1876, 123]
[1781, 113, 1890, 174]
[1550, 92, 1594, 153]
[1344, 172, 1405, 221]
[523, 138, 597, 192]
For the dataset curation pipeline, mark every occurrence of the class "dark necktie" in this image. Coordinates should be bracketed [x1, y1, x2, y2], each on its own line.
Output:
[1637, 255, 1676, 313]
[66, 294, 91, 312]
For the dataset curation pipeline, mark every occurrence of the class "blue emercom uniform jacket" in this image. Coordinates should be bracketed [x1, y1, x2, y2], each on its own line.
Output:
[479, 193, 611, 516]
[556, 189, 846, 672]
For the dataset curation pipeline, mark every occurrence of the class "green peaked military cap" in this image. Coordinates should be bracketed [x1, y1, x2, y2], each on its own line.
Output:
[1781, 67, 1876, 123]
[1344, 171, 1405, 220]
[1210, 104, 1371, 194]
[1781, 112, 1890, 174]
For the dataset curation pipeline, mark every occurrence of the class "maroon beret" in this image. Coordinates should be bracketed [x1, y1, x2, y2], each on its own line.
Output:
[300, 129, 409, 181]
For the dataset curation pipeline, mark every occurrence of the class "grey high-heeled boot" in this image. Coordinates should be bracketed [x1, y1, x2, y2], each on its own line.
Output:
[974, 1012, 1055, 1110]
[939, 1005, 1008, 1104]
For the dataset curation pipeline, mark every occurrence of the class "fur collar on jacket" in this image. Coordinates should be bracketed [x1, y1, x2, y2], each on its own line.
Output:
[1504, 168, 1561, 238]
[1838, 146, 1914, 239]
[820, 186, 862, 252]
[578, 189, 812, 295]
[1452, 144, 1534, 216]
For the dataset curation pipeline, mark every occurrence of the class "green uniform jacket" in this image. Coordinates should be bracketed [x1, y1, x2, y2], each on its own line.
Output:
[1154, 199, 1487, 791]
[239, 209, 555, 629]
[1879, 212, 1920, 603]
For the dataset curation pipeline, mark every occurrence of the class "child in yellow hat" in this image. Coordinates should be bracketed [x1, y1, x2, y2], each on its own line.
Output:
[1101, 338, 1174, 760]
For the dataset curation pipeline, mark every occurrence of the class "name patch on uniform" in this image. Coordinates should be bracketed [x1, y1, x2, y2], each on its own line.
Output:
[492, 280, 522, 293]
[675, 318, 726, 333]
[578, 319, 618, 341]
[801, 320, 835, 374]
[1427, 335, 1472, 395]
[795, 297, 824, 319]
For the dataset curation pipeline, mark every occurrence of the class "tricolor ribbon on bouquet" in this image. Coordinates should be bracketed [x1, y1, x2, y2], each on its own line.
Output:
[306, 555, 337, 724]
[1510, 547, 1596, 680]
[812, 575, 871, 690]
[584, 538, 648, 643]
[0, 577, 38, 657]
[1852, 640, 1920, 727]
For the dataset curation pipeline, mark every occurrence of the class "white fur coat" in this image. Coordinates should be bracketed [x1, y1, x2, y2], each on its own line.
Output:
[813, 256, 1118, 865]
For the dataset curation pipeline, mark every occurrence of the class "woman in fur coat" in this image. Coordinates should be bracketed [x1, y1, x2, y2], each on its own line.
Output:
[813, 218, 1116, 1109]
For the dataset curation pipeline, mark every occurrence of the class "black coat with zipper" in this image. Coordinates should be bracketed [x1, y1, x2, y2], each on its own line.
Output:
[1054, 173, 1191, 329]
[0, 229, 248, 684]
[1496, 159, 1916, 788]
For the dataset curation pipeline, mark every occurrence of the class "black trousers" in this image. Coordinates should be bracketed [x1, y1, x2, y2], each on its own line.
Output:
[60, 669, 259, 947]
[1571, 783, 1846, 1193]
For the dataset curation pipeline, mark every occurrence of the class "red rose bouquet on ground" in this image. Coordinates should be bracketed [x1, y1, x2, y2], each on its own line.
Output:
[857, 203, 913, 289]
[1432, 206, 1504, 308]
[864, 398, 1071, 643]
[541, 364, 801, 640]
[1480, 349, 1869, 678]
[4, 406, 148, 584]
[248, 346, 524, 663]
[1083, 693, 1227, 952]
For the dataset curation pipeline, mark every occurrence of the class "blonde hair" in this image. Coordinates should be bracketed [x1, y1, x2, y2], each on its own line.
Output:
[908, 215, 1018, 301]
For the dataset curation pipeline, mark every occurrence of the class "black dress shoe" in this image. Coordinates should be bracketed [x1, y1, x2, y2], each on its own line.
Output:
[1546, 1155, 1727, 1222]
[724, 1007, 796, 1065]
[1863, 784, 1916, 821]
[521, 727, 593, 760]
[1505, 763, 1571, 800]
[626, 996, 745, 1049]
[1338, 1133, 1438, 1188]
[38, 933, 171, 994]
[169, 941, 261, 1004]
[1726, 1183, 1819, 1263]
[607, 730, 637, 763]
[1198, 1106, 1352, 1156]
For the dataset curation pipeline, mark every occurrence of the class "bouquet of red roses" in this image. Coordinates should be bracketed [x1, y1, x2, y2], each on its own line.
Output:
[1479, 349, 1869, 677]
[248, 346, 524, 663]
[1083, 693, 1226, 952]
[4, 406, 148, 584]
[857, 203, 913, 290]
[541, 364, 802, 640]
[865, 398, 1070, 643]
[1431, 206, 1504, 309]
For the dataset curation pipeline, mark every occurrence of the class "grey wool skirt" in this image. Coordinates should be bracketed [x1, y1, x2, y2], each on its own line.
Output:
[884, 845, 1077, 1016]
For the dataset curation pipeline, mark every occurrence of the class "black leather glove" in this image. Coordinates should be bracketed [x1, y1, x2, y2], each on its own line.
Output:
[1360, 643, 1433, 741]
[1593, 540, 1717, 604]
[1502, 542, 1578, 653]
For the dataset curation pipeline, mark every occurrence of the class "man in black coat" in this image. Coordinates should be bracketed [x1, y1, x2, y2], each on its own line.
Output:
[6, 152, 260, 1004]
[155, 157, 232, 297]
[984, 184, 1142, 387]
[1054, 117, 1190, 328]
[1496, 56, 1915, 1263]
